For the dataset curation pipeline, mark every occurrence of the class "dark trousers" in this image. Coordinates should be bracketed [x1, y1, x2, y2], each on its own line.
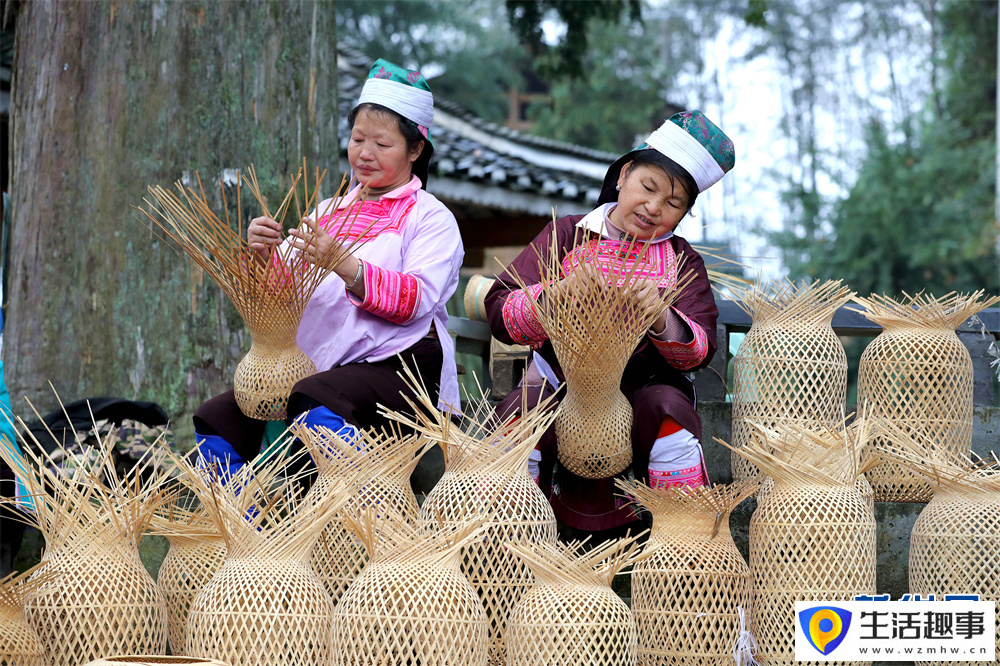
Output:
[193, 338, 443, 463]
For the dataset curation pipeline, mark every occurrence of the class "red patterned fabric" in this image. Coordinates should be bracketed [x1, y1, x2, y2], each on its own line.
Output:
[318, 196, 417, 242]
[561, 239, 677, 290]
[648, 464, 708, 489]
[356, 261, 422, 324]
[501, 283, 546, 347]
[650, 308, 711, 371]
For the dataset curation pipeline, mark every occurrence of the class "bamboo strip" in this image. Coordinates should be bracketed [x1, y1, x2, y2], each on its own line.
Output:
[0, 565, 56, 666]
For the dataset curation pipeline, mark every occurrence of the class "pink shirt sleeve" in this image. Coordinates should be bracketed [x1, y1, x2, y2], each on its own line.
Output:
[347, 196, 463, 325]
[649, 307, 711, 371]
[501, 283, 547, 347]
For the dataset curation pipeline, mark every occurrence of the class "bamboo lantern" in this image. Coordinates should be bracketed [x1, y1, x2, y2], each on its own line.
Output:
[170, 444, 362, 666]
[289, 422, 426, 602]
[616, 480, 759, 666]
[0, 424, 171, 666]
[724, 421, 877, 666]
[149, 504, 227, 655]
[874, 424, 1000, 664]
[138, 163, 372, 420]
[756, 420, 877, 512]
[509, 230, 693, 479]
[0, 566, 56, 666]
[82, 658, 228, 666]
[332, 510, 490, 665]
[730, 280, 853, 485]
[855, 291, 1000, 502]
[505, 535, 650, 666]
[386, 373, 559, 665]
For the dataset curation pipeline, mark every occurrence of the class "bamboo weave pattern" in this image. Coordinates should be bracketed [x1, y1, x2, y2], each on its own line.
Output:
[618, 480, 759, 666]
[0, 566, 54, 666]
[509, 229, 693, 479]
[855, 291, 1000, 502]
[730, 280, 853, 485]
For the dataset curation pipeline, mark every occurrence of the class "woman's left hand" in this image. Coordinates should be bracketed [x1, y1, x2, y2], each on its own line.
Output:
[288, 215, 345, 270]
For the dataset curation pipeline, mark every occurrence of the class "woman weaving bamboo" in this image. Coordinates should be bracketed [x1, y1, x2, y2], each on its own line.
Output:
[484, 111, 734, 534]
[193, 59, 464, 474]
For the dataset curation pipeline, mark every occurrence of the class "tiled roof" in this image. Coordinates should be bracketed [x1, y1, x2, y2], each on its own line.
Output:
[337, 46, 615, 214]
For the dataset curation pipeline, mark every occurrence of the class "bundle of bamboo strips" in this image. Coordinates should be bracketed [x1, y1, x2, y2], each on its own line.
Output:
[730, 280, 854, 486]
[616, 480, 759, 666]
[332, 508, 490, 665]
[0, 415, 172, 666]
[723, 421, 877, 666]
[509, 228, 694, 479]
[874, 421, 1000, 665]
[149, 503, 226, 655]
[137, 162, 372, 420]
[854, 291, 1000, 502]
[385, 368, 559, 665]
[0, 565, 57, 666]
[168, 441, 362, 666]
[289, 421, 426, 602]
[505, 535, 650, 666]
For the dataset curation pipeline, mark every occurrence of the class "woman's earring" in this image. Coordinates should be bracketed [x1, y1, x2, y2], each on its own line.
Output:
[615, 184, 621, 191]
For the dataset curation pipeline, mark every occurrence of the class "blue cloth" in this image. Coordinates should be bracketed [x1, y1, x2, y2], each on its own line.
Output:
[296, 406, 360, 450]
[195, 431, 246, 483]
[0, 359, 30, 512]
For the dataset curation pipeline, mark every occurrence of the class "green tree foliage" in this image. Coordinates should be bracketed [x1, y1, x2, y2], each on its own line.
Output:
[335, 0, 523, 123]
[771, 0, 998, 296]
[505, 0, 642, 80]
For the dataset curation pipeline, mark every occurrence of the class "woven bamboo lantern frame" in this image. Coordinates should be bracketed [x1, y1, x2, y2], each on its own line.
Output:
[509, 229, 694, 479]
[149, 505, 227, 655]
[333, 510, 490, 665]
[873, 425, 1000, 663]
[505, 535, 650, 666]
[0, 565, 56, 666]
[730, 280, 853, 486]
[82, 658, 229, 666]
[722, 422, 877, 666]
[617, 480, 759, 666]
[0, 419, 172, 666]
[168, 443, 362, 666]
[855, 291, 1000, 502]
[138, 163, 373, 420]
[385, 373, 559, 665]
[290, 421, 426, 602]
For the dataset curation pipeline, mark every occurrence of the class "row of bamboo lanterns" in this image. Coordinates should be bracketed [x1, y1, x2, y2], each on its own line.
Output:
[4, 407, 997, 666]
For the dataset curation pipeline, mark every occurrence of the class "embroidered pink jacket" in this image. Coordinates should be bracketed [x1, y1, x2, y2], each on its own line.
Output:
[291, 176, 464, 411]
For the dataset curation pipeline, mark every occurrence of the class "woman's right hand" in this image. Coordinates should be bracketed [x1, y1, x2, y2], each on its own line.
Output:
[248, 216, 283, 258]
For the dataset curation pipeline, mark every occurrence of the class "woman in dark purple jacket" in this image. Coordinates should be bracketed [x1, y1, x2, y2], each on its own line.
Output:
[484, 110, 735, 533]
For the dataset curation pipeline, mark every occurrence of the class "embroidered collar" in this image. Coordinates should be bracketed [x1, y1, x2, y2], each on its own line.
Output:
[334, 175, 422, 211]
[574, 203, 674, 244]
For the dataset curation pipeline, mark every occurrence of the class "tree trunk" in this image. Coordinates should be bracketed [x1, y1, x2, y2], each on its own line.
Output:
[6, 0, 340, 429]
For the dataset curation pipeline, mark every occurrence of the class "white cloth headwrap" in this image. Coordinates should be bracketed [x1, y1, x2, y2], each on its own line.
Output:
[645, 120, 725, 192]
[358, 78, 434, 130]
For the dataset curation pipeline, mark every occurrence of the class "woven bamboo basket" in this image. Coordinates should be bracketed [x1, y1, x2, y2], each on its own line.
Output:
[730, 280, 853, 486]
[139, 163, 372, 420]
[505, 535, 650, 666]
[387, 376, 559, 665]
[723, 421, 877, 666]
[169, 444, 361, 666]
[616, 480, 759, 666]
[290, 422, 425, 601]
[0, 566, 55, 666]
[82, 658, 229, 666]
[0, 423, 172, 666]
[509, 230, 694, 479]
[150, 505, 227, 655]
[333, 510, 490, 665]
[873, 425, 1000, 664]
[855, 291, 1000, 502]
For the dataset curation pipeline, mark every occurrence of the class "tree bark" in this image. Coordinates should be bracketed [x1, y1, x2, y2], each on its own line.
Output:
[6, 0, 339, 425]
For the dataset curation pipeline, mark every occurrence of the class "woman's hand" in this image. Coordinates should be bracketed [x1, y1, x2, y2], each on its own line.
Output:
[288, 216, 365, 296]
[628, 278, 670, 334]
[248, 215, 283, 260]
